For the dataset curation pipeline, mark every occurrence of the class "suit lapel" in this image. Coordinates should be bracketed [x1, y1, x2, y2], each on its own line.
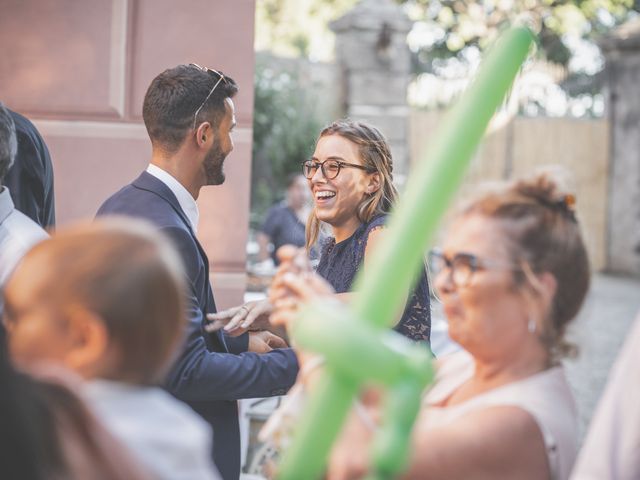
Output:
[132, 172, 217, 315]
[133, 171, 193, 228]
[132, 172, 211, 259]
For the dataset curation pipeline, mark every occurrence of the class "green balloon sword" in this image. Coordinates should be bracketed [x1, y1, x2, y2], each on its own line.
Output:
[277, 26, 536, 480]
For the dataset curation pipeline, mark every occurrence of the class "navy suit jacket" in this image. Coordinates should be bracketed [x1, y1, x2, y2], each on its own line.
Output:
[97, 172, 298, 480]
[5, 109, 56, 228]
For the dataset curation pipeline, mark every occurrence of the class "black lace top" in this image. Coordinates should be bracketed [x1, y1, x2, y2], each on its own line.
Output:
[316, 215, 431, 343]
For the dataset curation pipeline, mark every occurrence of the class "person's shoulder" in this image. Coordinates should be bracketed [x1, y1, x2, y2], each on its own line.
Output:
[435, 350, 473, 376]
[452, 403, 547, 457]
[8, 110, 48, 152]
[98, 183, 146, 217]
[357, 214, 388, 257]
[264, 202, 288, 219]
[261, 202, 288, 233]
[99, 182, 137, 204]
[151, 388, 211, 426]
[85, 382, 213, 456]
[367, 214, 387, 229]
[359, 214, 387, 239]
[8, 109, 36, 134]
[0, 208, 47, 284]
[87, 382, 205, 424]
[413, 401, 549, 480]
[98, 178, 180, 226]
[129, 386, 214, 451]
[499, 365, 574, 409]
[7, 109, 51, 167]
[131, 389, 219, 479]
[1, 207, 48, 243]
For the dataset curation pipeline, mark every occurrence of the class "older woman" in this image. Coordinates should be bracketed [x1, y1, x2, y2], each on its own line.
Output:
[271, 170, 590, 480]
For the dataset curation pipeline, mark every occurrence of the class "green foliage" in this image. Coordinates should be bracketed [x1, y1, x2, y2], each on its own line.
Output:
[255, 0, 637, 68]
[255, 0, 358, 60]
[398, 0, 638, 72]
[251, 57, 327, 223]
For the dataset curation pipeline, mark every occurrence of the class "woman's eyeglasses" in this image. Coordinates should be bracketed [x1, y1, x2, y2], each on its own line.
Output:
[301, 159, 373, 180]
[189, 63, 228, 130]
[427, 248, 520, 287]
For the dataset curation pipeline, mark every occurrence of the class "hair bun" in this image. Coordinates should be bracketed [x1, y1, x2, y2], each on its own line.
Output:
[514, 166, 578, 222]
[563, 193, 576, 210]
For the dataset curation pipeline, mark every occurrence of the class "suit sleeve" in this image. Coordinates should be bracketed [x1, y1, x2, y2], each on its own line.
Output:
[161, 226, 299, 401]
[223, 331, 250, 354]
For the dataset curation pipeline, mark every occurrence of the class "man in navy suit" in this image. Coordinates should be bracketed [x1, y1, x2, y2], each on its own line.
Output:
[97, 64, 298, 480]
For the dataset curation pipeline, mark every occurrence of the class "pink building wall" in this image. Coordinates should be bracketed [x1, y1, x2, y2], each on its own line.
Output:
[0, 0, 257, 307]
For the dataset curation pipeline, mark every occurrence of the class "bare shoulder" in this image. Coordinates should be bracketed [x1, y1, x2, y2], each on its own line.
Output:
[405, 406, 549, 480]
[363, 225, 387, 261]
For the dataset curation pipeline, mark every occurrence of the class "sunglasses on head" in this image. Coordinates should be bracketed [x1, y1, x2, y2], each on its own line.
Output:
[189, 63, 228, 130]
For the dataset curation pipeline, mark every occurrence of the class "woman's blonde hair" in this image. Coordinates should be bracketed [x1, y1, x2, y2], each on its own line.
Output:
[305, 120, 398, 250]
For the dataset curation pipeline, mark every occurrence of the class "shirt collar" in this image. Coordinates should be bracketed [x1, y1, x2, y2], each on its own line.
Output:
[146, 164, 200, 233]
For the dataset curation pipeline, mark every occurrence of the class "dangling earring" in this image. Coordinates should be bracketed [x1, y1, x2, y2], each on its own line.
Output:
[528, 316, 537, 334]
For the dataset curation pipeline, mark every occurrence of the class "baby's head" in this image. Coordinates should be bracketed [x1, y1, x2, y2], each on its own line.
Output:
[3, 218, 186, 385]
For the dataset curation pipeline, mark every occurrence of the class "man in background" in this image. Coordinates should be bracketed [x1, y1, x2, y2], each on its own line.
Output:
[257, 173, 311, 266]
[0, 102, 48, 310]
[4, 106, 55, 228]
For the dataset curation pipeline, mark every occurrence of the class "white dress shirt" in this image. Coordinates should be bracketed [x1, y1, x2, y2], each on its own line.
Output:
[84, 380, 221, 480]
[0, 186, 48, 294]
[146, 164, 200, 233]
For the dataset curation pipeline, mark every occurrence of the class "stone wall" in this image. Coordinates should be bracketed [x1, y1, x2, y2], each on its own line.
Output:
[600, 19, 640, 276]
[331, 0, 413, 182]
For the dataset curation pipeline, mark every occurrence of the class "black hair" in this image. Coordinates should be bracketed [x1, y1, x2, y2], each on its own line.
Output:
[0, 102, 17, 183]
[142, 65, 238, 152]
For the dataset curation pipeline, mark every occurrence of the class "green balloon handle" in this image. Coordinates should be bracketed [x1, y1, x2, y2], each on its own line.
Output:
[276, 26, 535, 480]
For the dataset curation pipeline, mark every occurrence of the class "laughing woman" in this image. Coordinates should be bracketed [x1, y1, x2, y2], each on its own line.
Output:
[210, 121, 429, 346]
[302, 120, 430, 343]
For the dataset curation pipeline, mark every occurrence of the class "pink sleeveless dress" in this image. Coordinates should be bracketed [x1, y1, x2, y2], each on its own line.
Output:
[423, 351, 578, 480]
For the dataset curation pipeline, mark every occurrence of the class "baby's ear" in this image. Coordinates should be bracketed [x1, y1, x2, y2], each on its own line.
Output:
[63, 307, 110, 377]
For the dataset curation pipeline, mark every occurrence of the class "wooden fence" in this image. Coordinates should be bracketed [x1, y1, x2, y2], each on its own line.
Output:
[410, 111, 609, 271]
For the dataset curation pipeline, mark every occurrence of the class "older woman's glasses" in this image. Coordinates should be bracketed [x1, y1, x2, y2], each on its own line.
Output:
[302, 159, 373, 180]
[189, 63, 228, 130]
[428, 248, 519, 287]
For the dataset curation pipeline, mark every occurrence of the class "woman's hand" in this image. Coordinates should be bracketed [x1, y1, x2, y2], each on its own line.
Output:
[206, 299, 273, 336]
[248, 330, 288, 353]
[269, 246, 335, 329]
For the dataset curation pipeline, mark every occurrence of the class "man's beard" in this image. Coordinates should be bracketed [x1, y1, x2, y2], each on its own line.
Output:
[203, 142, 226, 185]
